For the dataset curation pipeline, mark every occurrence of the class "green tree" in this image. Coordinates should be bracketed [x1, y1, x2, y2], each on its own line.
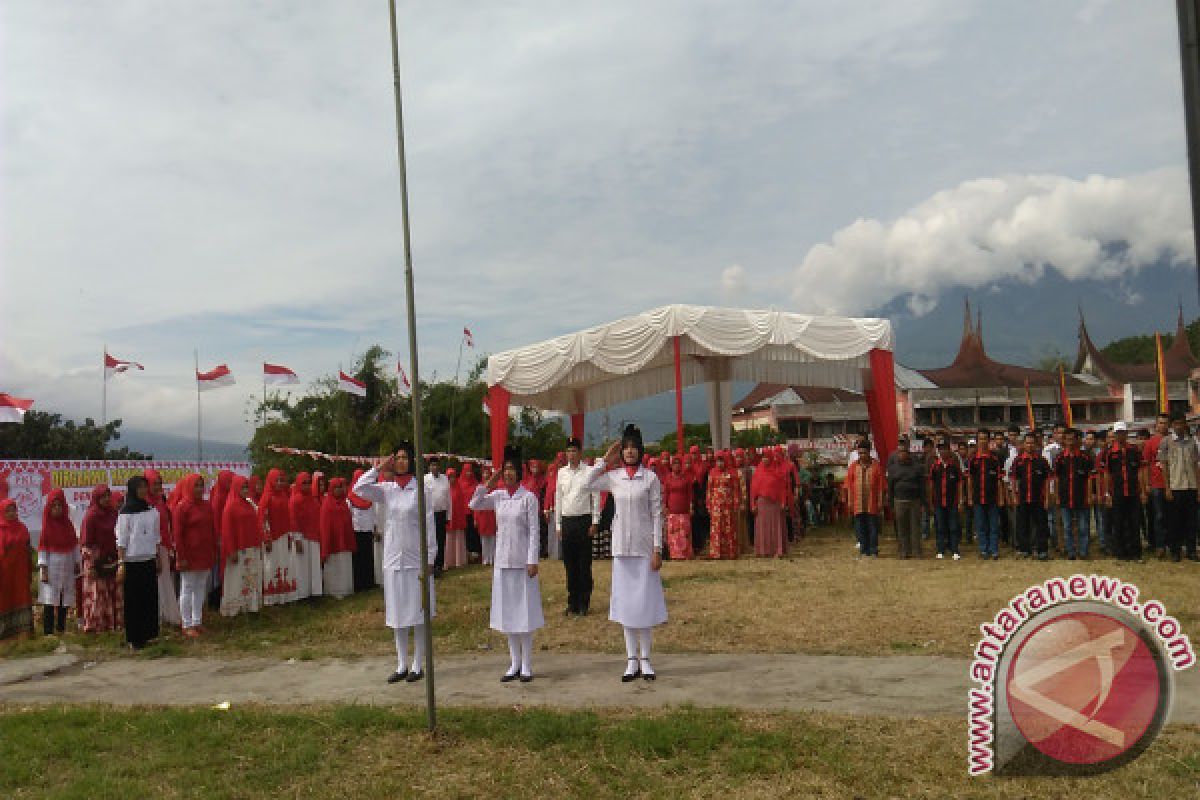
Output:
[656, 423, 713, 453]
[0, 411, 148, 459]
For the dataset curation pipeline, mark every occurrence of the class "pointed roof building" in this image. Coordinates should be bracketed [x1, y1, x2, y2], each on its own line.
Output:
[915, 298, 1078, 389]
[1073, 305, 1197, 385]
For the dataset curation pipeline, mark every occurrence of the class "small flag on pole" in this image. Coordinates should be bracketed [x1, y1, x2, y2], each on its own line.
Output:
[1023, 379, 1035, 431]
[0, 393, 33, 423]
[463, 327, 475, 348]
[104, 352, 145, 379]
[397, 363, 412, 397]
[338, 370, 367, 398]
[1057, 365, 1073, 427]
[1155, 332, 1169, 414]
[197, 364, 236, 391]
[263, 362, 300, 386]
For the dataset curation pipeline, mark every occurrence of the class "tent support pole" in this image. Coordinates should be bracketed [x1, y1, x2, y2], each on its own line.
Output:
[673, 336, 685, 455]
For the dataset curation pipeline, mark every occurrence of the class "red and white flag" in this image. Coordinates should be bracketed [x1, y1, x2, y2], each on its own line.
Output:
[397, 363, 412, 397]
[338, 370, 367, 398]
[463, 326, 475, 348]
[104, 352, 145, 379]
[0, 393, 33, 423]
[197, 364, 236, 391]
[263, 362, 299, 386]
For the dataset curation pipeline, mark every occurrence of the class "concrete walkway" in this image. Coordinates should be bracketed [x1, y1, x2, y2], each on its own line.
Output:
[3, 651, 1198, 722]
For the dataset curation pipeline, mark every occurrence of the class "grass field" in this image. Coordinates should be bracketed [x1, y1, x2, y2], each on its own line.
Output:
[5, 525, 1199, 663]
[1, 705, 1196, 799]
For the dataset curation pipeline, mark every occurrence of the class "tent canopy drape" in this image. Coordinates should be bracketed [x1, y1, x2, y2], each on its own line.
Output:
[486, 304, 894, 413]
[485, 305, 899, 466]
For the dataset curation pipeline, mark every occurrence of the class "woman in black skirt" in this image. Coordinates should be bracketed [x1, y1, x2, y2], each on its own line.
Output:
[115, 476, 161, 649]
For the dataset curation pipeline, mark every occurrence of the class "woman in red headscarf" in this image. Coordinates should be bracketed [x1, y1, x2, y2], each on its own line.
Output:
[751, 449, 789, 558]
[522, 459, 550, 560]
[444, 468, 468, 570]
[320, 478, 356, 598]
[79, 485, 122, 633]
[459, 463, 482, 563]
[144, 469, 182, 629]
[247, 475, 264, 507]
[661, 456, 694, 560]
[220, 475, 263, 617]
[172, 473, 218, 636]
[259, 468, 297, 605]
[475, 465, 498, 564]
[349, 469, 378, 592]
[36, 489, 80, 635]
[0, 499, 34, 640]
[288, 472, 322, 600]
[705, 452, 741, 560]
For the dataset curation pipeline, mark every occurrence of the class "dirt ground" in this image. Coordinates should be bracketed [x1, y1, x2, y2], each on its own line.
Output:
[4, 650, 1199, 723]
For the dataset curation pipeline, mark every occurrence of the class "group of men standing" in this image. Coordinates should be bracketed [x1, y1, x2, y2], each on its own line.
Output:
[844, 411, 1200, 564]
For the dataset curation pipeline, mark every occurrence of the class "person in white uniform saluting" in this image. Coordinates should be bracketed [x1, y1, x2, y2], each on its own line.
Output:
[468, 445, 544, 683]
[353, 442, 438, 685]
[586, 424, 667, 682]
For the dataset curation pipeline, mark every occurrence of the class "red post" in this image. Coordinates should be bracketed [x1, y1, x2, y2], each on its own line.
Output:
[487, 385, 511, 469]
[673, 335, 685, 455]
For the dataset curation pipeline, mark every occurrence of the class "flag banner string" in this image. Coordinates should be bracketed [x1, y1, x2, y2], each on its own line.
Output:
[266, 444, 489, 465]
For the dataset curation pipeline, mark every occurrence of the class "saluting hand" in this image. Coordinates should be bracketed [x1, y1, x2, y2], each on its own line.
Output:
[603, 438, 621, 467]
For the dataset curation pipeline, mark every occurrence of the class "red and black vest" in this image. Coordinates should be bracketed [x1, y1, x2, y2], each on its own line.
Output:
[1012, 453, 1050, 506]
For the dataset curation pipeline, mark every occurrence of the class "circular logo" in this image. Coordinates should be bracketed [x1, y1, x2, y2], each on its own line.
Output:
[1005, 610, 1167, 768]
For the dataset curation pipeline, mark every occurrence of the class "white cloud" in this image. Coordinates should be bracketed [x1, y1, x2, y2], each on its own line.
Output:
[720, 264, 747, 299]
[792, 168, 1194, 316]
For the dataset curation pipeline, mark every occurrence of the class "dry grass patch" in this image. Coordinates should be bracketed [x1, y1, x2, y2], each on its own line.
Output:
[0, 705, 1196, 798]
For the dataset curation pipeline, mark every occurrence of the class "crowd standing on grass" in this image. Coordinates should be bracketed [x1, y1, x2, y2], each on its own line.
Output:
[4, 413, 1193, 669]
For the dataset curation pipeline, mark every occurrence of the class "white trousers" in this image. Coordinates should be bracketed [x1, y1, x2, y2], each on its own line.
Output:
[481, 537, 496, 565]
[179, 570, 209, 629]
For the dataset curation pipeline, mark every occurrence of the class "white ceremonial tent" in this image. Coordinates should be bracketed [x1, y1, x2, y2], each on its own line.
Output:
[484, 304, 901, 462]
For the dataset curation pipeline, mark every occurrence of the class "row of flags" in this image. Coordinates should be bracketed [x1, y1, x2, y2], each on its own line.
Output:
[2, 327, 478, 425]
[100, 329, 476, 398]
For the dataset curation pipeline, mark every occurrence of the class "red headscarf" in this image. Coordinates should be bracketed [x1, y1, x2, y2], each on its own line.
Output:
[210, 470, 234, 537]
[173, 473, 218, 572]
[348, 469, 373, 510]
[319, 478, 356, 560]
[750, 449, 788, 506]
[145, 468, 173, 549]
[248, 474, 264, 504]
[289, 472, 320, 542]
[257, 468, 293, 542]
[38, 488, 78, 553]
[222, 475, 263, 556]
[0, 498, 30, 554]
[522, 460, 547, 498]
[311, 471, 326, 500]
[79, 485, 118, 559]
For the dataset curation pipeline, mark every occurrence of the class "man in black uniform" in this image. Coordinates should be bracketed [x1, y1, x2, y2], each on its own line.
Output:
[1010, 433, 1051, 560]
[1103, 422, 1144, 562]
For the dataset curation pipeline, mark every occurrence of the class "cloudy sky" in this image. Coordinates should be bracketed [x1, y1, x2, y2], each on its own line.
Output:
[1, 0, 1194, 445]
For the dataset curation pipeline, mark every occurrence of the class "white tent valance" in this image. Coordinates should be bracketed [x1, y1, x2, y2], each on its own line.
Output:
[486, 304, 894, 413]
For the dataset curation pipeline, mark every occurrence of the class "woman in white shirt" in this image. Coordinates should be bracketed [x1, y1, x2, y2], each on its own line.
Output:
[115, 475, 161, 650]
[353, 442, 437, 684]
[586, 424, 667, 681]
[468, 445, 544, 683]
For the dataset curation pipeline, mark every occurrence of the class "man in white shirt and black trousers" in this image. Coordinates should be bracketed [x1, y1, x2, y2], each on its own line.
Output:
[424, 456, 452, 577]
[554, 437, 601, 616]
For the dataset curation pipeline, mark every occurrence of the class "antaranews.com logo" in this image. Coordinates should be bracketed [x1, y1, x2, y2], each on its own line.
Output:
[968, 574, 1195, 777]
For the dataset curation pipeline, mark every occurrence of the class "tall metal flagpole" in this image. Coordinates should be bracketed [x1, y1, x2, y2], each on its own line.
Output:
[447, 336, 463, 453]
[1177, 1, 1200, 302]
[387, 0, 437, 732]
[195, 349, 204, 461]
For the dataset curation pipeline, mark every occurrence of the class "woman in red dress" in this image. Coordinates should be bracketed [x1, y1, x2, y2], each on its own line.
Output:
[0, 499, 33, 640]
[661, 457, 694, 560]
[705, 451, 741, 559]
[751, 449, 789, 558]
[79, 486, 122, 633]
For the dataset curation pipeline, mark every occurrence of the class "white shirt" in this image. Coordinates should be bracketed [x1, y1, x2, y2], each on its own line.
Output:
[469, 486, 540, 569]
[115, 508, 161, 562]
[354, 468, 437, 570]
[351, 502, 377, 533]
[554, 462, 601, 531]
[585, 463, 663, 557]
[425, 472, 452, 520]
[1043, 441, 1062, 468]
